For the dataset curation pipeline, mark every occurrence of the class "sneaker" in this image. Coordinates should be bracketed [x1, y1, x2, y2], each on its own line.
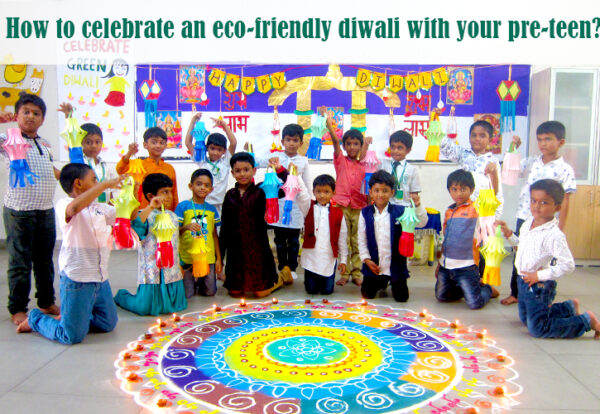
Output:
[291, 271, 298, 280]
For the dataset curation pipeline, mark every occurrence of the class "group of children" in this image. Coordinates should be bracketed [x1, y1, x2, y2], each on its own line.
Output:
[2, 93, 599, 345]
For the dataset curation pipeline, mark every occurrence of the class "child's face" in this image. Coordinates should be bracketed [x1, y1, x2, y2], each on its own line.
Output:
[231, 161, 256, 188]
[148, 187, 174, 209]
[390, 141, 410, 161]
[82, 133, 103, 160]
[314, 185, 334, 206]
[369, 183, 393, 209]
[536, 133, 564, 157]
[189, 175, 213, 200]
[282, 135, 302, 156]
[207, 143, 226, 162]
[76, 169, 98, 193]
[16, 103, 44, 136]
[343, 137, 362, 159]
[448, 183, 473, 205]
[113, 61, 128, 77]
[143, 136, 168, 159]
[469, 126, 490, 154]
[530, 189, 560, 223]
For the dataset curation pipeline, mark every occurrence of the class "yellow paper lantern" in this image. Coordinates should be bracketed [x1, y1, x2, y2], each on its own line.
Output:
[480, 226, 509, 286]
[151, 206, 177, 243]
[475, 188, 500, 217]
[189, 236, 210, 278]
[60, 116, 87, 148]
[112, 176, 140, 219]
[127, 158, 146, 184]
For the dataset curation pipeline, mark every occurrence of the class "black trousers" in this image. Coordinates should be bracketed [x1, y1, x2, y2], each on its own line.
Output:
[273, 227, 300, 271]
[361, 275, 409, 302]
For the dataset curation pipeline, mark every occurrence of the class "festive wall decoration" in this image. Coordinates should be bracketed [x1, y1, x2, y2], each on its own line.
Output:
[0, 66, 44, 115]
[115, 300, 522, 413]
[446, 67, 474, 105]
[156, 111, 182, 148]
[179, 65, 207, 104]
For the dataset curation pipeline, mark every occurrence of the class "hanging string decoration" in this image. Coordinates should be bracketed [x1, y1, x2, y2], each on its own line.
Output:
[497, 65, 521, 135]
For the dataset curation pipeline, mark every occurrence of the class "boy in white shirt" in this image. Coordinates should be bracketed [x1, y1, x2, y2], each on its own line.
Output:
[497, 179, 600, 339]
[17, 164, 126, 344]
[381, 130, 421, 207]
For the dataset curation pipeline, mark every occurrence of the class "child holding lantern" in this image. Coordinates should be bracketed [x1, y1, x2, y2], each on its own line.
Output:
[435, 170, 499, 309]
[175, 169, 222, 298]
[114, 173, 186, 315]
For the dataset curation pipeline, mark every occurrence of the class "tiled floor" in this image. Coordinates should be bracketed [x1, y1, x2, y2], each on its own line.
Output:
[0, 248, 599, 413]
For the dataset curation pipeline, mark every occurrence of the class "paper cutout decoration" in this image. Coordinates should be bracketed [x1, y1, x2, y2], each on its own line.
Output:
[474, 188, 501, 244]
[60, 114, 87, 164]
[151, 205, 177, 268]
[2, 128, 37, 188]
[189, 234, 210, 278]
[447, 106, 457, 139]
[497, 79, 521, 135]
[424, 111, 445, 162]
[138, 79, 162, 128]
[480, 225, 508, 286]
[260, 166, 283, 224]
[397, 200, 420, 257]
[4, 64, 27, 84]
[501, 141, 521, 186]
[306, 114, 326, 160]
[362, 150, 380, 194]
[127, 159, 146, 184]
[192, 121, 210, 163]
[280, 165, 301, 225]
[270, 106, 282, 153]
[112, 176, 140, 249]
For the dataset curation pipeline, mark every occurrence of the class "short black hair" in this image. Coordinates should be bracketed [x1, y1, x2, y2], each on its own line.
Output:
[282, 124, 304, 142]
[230, 152, 255, 168]
[469, 120, 494, 139]
[312, 174, 336, 192]
[530, 179, 565, 205]
[447, 169, 475, 190]
[191, 168, 213, 185]
[368, 170, 395, 190]
[389, 130, 413, 149]
[15, 93, 46, 117]
[342, 128, 364, 145]
[80, 123, 103, 139]
[59, 163, 93, 194]
[206, 132, 227, 149]
[142, 173, 173, 201]
[536, 121, 565, 140]
[143, 127, 168, 142]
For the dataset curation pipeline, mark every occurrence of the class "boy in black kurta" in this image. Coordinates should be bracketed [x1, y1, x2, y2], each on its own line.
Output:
[220, 153, 293, 297]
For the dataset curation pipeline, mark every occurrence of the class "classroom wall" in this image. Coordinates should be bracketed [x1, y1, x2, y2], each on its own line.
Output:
[0, 65, 523, 240]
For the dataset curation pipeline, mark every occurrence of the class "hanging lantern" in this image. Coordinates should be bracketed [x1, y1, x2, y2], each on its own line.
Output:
[306, 114, 326, 160]
[362, 150, 380, 194]
[192, 121, 210, 162]
[496, 66, 521, 135]
[270, 106, 282, 153]
[475, 188, 500, 244]
[189, 235, 210, 278]
[446, 106, 457, 139]
[2, 128, 37, 188]
[397, 200, 420, 257]
[151, 205, 177, 268]
[112, 176, 140, 249]
[60, 114, 87, 164]
[259, 166, 283, 224]
[502, 140, 521, 186]
[138, 79, 162, 128]
[480, 226, 508, 286]
[280, 165, 301, 225]
[127, 159, 146, 185]
[424, 111, 445, 162]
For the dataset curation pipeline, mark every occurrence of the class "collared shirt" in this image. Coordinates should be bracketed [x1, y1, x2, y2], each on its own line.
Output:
[256, 151, 312, 229]
[381, 158, 422, 206]
[440, 200, 479, 269]
[84, 155, 117, 203]
[300, 203, 348, 276]
[508, 217, 575, 281]
[332, 151, 367, 209]
[358, 206, 392, 276]
[440, 137, 504, 218]
[0, 133, 56, 211]
[116, 157, 178, 209]
[516, 155, 576, 220]
[55, 197, 116, 283]
[194, 151, 232, 208]
[175, 200, 221, 265]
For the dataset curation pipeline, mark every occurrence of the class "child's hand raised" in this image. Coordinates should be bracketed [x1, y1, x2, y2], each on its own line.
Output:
[149, 196, 164, 209]
[409, 193, 421, 207]
[211, 117, 226, 129]
[126, 142, 139, 157]
[191, 112, 202, 123]
[105, 174, 128, 190]
[512, 135, 522, 149]
[58, 102, 74, 118]
[365, 136, 373, 145]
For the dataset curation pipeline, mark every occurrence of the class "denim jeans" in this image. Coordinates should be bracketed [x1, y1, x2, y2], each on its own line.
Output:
[436, 265, 492, 309]
[28, 274, 118, 345]
[304, 268, 335, 295]
[3, 207, 56, 315]
[273, 227, 300, 271]
[509, 218, 526, 297]
[517, 277, 590, 338]
[182, 264, 216, 298]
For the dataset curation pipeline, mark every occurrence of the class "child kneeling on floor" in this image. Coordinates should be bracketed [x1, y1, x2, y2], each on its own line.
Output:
[18, 164, 125, 344]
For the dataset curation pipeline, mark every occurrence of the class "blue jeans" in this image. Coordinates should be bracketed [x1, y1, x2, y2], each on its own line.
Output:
[28, 274, 118, 345]
[304, 269, 335, 295]
[436, 265, 492, 309]
[517, 277, 591, 338]
[182, 264, 217, 298]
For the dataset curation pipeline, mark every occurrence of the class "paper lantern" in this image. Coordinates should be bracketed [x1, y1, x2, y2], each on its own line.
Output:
[480, 226, 508, 286]
[306, 115, 326, 160]
[259, 167, 283, 224]
[397, 200, 420, 257]
[475, 188, 500, 243]
[280, 166, 301, 225]
[424, 112, 445, 162]
[189, 235, 210, 278]
[362, 150, 380, 194]
[138, 79, 162, 128]
[3, 128, 37, 188]
[112, 176, 140, 249]
[497, 78, 521, 134]
[60, 116, 87, 164]
[501, 141, 521, 186]
[192, 121, 210, 163]
[270, 106, 282, 153]
[151, 205, 177, 268]
[127, 159, 146, 184]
